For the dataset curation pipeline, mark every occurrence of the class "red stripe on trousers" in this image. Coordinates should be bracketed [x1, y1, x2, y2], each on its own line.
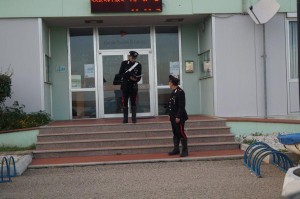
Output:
[180, 124, 186, 138]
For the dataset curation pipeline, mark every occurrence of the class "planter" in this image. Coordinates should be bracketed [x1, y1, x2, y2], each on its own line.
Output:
[0, 129, 38, 147]
[282, 166, 300, 197]
[0, 154, 32, 182]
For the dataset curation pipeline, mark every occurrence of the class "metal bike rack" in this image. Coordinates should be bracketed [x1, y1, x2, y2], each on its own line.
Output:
[243, 142, 294, 177]
[0, 156, 16, 183]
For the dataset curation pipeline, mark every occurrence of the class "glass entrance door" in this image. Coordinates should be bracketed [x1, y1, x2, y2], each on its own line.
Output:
[98, 50, 154, 118]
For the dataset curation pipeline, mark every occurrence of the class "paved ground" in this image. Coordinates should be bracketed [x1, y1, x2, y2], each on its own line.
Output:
[0, 159, 285, 199]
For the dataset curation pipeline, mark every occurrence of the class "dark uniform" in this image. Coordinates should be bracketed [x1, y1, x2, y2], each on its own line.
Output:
[168, 75, 189, 157]
[118, 51, 142, 123]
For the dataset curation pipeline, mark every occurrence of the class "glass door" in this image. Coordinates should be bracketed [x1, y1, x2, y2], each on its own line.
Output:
[98, 50, 155, 118]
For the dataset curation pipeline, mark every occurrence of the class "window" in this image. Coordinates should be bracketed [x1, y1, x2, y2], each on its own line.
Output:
[155, 26, 180, 86]
[69, 28, 96, 119]
[155, 26, 179, 115]
[70, 28, 95, 89]
[44, 54, 51, 83]
[72, 91, 96, 119]
[98, 27, 150, 50]
[289, 21, 298, 80]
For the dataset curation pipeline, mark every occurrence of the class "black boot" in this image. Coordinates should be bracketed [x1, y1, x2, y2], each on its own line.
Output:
[168, 136, 180, 155]
[180, 138, 188, 157]
[131, 106, 137, 123]
[123, 107, 128, 123]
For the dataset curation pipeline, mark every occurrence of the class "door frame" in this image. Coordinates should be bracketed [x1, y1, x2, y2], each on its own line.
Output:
[97, 49, 156, 118]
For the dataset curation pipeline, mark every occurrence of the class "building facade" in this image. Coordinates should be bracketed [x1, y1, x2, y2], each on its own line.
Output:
[0, 0, 297, 120]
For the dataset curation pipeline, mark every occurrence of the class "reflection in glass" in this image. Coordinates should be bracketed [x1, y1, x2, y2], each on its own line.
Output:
[103, 55, 124, 114]
[135, 54, 150, 113]
[136, 54, 149, 84]
[156, 26, 179, 86]
[137, 89, 150, 113]
[99, 27, 151, 50]
[158, 89, 170, 115]
[102, 54, 151, 115]
[72, 91, 96, 119]
[70, 28, 95, 89]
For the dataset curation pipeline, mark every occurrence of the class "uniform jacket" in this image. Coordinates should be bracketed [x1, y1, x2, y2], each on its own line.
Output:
[118, 60, 142, 89]
[168, 86, 188, 121]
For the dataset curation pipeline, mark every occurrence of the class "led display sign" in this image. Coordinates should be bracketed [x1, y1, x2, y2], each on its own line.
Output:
[91, 0, 162, 13]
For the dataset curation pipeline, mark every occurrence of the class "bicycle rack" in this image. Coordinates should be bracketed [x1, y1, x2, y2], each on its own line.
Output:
[243, 142, 294, 177]
[0, 156, 16, 183]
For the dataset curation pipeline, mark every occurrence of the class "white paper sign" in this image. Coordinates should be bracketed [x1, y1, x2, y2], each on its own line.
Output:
[170, 61, 180, 77]
[84, 64, 95, 78]
[72, 75, 81, 88]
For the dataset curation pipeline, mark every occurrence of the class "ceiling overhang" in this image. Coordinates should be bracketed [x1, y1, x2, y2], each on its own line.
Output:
[43, 15, 209, 27]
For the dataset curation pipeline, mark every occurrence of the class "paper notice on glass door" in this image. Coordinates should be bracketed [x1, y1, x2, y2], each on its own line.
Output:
[170, 61, 180, 78]
[84, 64, 95, 78]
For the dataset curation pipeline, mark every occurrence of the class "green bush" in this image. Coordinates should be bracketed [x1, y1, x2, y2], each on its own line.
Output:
[251, 132, 263, 136]
[243, 139, 257, 145]
[0, 101, 51, 130]
[0, 71, 12, 105]
[0, 71, 51, 130]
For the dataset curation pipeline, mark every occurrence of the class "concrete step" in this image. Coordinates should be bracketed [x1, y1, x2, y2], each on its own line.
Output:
[36, 134, 236, 150]
[37, 127, 231, 142]
[38, 119, 227, 135]
[33, 142, 240, 158]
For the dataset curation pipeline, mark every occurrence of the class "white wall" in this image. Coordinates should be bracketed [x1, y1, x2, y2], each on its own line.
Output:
[0, 18, 43, 112]
[214, 13, 289, 117]
[265, 14, 288, 116]
[289, 82, 299, 113]
[214, 14, 265, 117]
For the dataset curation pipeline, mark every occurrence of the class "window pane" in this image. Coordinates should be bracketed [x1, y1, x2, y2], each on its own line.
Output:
[289, 21, 298, 79]
[156, 26, 179, 86]
[72, 91, 96, 119]
[102, 55, 124, 114]
[158, 88, 170, 115]
[44, 55, 51, 82]
[137, 54, 150, 113]
[70, 28, 95, 88]
[99, 27, 150, 49]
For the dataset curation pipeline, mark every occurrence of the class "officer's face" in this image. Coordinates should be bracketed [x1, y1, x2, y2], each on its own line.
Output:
[168, 80, 173, 89]
[129, 56, 137, 62]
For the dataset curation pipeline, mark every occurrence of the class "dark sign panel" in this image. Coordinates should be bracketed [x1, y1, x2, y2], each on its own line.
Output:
[91, 0, 162, 13]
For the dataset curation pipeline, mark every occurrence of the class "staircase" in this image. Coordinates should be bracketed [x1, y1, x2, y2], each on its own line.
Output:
[33, 116, 240, 159]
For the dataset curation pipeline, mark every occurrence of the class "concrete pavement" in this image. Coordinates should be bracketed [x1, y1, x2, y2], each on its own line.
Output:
[0, 159, 285, 199]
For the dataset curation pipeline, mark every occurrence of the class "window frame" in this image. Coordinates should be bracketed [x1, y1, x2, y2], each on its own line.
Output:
[286, 19, 298, 82]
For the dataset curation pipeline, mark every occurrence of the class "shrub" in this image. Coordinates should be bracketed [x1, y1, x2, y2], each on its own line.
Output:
[251, 132, 263, 136]
[243, 139, 257, 145]
[0, 70, 51, 131]
[0, 101, 51, 130]
[0, 71, 12, 105]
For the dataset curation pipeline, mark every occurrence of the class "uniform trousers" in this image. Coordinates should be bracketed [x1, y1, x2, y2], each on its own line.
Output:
[121, 84, 138, 108]
[170, 116, 187, 139]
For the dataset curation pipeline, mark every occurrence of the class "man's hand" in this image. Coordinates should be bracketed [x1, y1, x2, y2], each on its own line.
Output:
[130, 76, 137, 81]
[176, 118, 180, 123]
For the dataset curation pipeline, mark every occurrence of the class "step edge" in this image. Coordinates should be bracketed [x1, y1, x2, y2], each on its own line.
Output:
[33, 142, 240, 153]
[28, 154, 243, 169]
[38, 126, 231, 137]
[40, 119, 227, 129]
[36, 134, 236, 145]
